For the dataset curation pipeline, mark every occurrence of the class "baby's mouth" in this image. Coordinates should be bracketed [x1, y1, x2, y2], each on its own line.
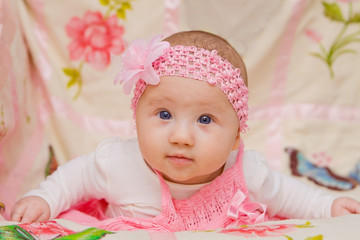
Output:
[167, 155, 194, 165]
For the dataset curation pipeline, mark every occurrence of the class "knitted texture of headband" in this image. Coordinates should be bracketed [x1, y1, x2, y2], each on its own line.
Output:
[115, 35, 249, 133]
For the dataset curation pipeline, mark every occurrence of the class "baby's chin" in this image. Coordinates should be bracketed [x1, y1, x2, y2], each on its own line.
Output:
[161, 171, 220, 185]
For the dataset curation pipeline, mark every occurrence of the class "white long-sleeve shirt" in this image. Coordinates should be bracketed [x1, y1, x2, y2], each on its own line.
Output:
[25, 137, 336, 220]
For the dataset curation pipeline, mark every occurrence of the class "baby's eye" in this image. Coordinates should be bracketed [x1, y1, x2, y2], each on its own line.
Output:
[158, 111, 172, 120]
[198, 115, 212, 124]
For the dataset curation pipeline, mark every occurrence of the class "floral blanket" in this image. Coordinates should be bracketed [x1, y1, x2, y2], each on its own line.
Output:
[1, 0, 360, 236]
[1, 215, 359, 239]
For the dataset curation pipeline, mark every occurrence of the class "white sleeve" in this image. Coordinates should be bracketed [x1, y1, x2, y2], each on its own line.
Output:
[243, 151, 337, 219]
[24, 139, 113, 219]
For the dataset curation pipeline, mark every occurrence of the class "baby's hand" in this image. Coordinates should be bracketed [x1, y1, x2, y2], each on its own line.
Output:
[11, 196, 50, 223]
[331, 197, 360, 217]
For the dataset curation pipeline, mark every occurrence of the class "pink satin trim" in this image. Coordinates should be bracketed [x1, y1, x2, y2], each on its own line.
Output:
[0, 70, 45, 220]
[0, 0, 16, 90]
[1, 114, 45, 220]
[251, 103, 360, 123]
[0, 72, 20, 169]
[28, 0, 48, 49]
[0, 0, 16, 44]
[163, 0, 180, 36]
[50, 96, 136, 136]
[227, 190, 267, 225]
[0, 1, 20, 220]
[265, 0, 307, 170]
[27, 0, 52, 82]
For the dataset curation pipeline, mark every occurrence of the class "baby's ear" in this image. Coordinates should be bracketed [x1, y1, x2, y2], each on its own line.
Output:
[232, 129, 241, 151]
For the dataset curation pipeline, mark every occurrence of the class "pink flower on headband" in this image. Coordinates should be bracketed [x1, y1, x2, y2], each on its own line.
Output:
[115, 35, 170, 94]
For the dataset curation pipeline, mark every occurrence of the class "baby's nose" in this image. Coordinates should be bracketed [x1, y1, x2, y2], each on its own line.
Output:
[169, 122, 195, 147]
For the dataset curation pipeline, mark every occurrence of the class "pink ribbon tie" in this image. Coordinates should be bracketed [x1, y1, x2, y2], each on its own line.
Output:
[227, 190, 267, 224]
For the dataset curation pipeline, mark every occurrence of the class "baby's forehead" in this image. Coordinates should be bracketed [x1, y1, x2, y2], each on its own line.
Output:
[142, 76, 234, 108]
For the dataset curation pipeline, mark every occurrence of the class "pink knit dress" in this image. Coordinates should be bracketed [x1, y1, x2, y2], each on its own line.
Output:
[59, 143, 268, 231]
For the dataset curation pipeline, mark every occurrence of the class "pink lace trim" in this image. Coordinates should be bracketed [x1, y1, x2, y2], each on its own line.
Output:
[156, 142, 266, 231]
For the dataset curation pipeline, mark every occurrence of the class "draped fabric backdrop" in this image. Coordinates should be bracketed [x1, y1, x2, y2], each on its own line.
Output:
[1, 0, 360, 220]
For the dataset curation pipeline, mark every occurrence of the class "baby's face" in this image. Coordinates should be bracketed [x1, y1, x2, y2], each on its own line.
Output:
[135, 76, 240, 184]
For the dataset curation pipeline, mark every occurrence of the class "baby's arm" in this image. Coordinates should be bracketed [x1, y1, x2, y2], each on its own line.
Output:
[244, 151, 336, 218]
[10, 140, 113, 223]
[11, 196, 50, 223]
[331, 197, 360, 216]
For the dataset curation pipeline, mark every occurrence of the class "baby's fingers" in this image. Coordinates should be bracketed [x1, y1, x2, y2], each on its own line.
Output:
[18, 207, 44, 223]
[11, 196, 51, 223]
[35, 212, 50, 222]
[347, 200, 360, 214]
[339, 197, 360, 214]
[332, 197, 360, 216]
[20, 212, 38, 223]
[10, 203, 26, 222]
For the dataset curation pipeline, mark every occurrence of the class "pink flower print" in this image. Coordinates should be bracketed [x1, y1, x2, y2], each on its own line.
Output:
[220, 224, 296, 237]
[65, 11, 124, 70]
[313, 152, 332, 167]
[305, 29, 322, 43]
[20, 221, 75, 238]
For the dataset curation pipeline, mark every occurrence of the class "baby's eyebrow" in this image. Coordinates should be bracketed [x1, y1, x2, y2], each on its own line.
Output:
[146, 96, 174, 106]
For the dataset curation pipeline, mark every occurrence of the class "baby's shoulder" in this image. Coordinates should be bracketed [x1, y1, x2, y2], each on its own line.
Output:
[242, 150, 270, 176]
[241, 150, 273, 190]
[243, 150, 267, 166]
[95, 137, 140, 160]
[96, 137, 137, 149]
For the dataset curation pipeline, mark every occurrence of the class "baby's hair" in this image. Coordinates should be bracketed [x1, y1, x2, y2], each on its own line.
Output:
[164, 30, 248, 86]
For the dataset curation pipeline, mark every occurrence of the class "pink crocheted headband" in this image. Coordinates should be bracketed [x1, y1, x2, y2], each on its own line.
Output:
[115, 35, 249, 133]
